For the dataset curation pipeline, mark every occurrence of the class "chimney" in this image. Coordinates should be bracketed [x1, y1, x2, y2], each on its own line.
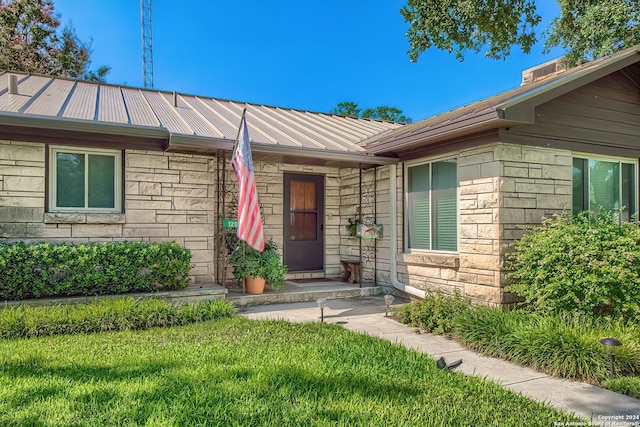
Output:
[521, 57, 567, 85]
[8, 74, 18, 94]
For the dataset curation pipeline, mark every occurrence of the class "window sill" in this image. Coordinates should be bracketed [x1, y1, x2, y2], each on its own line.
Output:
[44, 213, 126, 224]
[399, 252, 459, 268]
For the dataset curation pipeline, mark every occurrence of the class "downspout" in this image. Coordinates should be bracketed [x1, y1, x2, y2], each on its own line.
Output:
[389, 164, 426, 299]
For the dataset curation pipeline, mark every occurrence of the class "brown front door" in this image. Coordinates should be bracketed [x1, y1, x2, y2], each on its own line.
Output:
[283, 173, 324, 272]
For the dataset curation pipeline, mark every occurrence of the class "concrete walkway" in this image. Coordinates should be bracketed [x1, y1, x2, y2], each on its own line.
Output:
[239, 295, 640, 423]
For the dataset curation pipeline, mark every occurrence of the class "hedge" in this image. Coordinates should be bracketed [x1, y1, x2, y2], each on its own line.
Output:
[0, 241, 192, 300]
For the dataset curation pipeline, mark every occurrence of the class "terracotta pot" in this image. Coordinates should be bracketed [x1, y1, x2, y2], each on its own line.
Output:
[245, 276, 266, 294]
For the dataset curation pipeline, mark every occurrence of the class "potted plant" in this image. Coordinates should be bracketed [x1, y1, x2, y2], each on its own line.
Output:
[346, 217, 361, 237]
[230, 239, 288, 294]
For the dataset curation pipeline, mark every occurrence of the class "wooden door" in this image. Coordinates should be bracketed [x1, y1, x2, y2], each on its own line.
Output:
[283, 173, 324, 271]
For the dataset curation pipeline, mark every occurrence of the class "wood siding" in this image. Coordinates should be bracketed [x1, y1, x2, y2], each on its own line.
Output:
[502, 67, 640, 157]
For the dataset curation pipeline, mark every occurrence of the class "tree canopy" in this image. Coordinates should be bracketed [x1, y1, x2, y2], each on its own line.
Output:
[401, 0, 640, 66]
[0, 0, 110, 81]
[330, 102, 412, 124]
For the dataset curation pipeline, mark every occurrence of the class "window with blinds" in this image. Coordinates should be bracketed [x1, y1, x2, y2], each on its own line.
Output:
[572, 156, 637, 223]
[407, 158, 457, 252]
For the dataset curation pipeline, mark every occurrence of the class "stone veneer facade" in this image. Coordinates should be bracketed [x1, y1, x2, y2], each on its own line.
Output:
[0, 139, 352, 286]
[0, 141, 219, 284]
[393, 142, 572, 305]
[1, 138, 574, 304]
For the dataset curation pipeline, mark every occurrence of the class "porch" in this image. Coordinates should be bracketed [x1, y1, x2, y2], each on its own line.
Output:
[180, 278, 382, 307]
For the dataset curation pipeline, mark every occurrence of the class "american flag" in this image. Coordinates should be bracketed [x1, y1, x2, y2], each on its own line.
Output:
[232, 111, 265, 251]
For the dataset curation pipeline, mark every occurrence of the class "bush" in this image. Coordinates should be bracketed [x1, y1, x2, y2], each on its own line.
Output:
[454, 307, 640, 382]
[395, 290, 472, 335]
[0, 241, 192, 301]
[506, 212, 640, 323]
[397, 295, 640, 391]
[0, 297, 236, 339]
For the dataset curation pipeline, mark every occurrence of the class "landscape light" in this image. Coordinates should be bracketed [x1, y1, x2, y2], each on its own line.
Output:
[600, 337, 622, 378]
[316, 298, 327, 323]
[384, 294, 395, 317]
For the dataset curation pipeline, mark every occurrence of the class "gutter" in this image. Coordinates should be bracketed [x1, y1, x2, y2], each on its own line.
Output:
[0, 113, 169, 140]
[388, 163, 426, 299]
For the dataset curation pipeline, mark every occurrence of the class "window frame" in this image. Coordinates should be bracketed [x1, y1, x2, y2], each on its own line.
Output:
[404, 155, 459, 253]
[48, 146, 122, 213]
[572, 152, 638, 222]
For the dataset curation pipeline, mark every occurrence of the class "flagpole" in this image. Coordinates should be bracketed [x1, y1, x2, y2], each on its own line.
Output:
[237, 108, 247, 294]
[234, 108, 248, 294]
[233, 108, 247, 153]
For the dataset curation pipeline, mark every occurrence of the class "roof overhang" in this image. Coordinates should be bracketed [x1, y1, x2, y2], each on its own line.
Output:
[0, 113, 397, 169]
[367, 109, 508, 155]
[366, 47, 640, 157]
[0, 113, 167, 149]
[166, 134, 398, 168]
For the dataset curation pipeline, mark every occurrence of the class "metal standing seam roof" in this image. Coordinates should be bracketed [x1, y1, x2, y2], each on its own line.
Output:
[0, 70, 404, 158]
[365, 45, 640, 154]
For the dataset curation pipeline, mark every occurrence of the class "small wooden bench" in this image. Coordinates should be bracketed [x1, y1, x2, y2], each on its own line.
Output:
[340, 259, 361, 284]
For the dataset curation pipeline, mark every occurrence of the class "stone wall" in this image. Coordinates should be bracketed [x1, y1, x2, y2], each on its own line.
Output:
[339, 167, 360, 261]
[122, 150, 217, 284]
[396, 142, 572, 305]
[2, 137, 574, 302]
[0, 141, 218, 285]
[1, 139, 353, 285]
[0, 140, 46, 239]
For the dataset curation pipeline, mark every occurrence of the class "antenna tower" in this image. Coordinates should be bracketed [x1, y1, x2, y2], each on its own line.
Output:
[141, 0, 154, 88]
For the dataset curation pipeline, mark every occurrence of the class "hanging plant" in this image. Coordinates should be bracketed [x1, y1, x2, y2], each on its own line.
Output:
[346, 217, 361, 237]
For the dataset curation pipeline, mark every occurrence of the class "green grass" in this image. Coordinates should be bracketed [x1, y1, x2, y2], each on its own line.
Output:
[0, 318, 578, 426]
[606, 377, 640, 399]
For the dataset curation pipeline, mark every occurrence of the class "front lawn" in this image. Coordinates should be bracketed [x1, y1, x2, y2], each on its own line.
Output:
[0, 317, 577, 426]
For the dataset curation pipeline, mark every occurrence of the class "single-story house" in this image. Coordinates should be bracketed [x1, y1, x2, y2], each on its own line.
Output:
[2, 45, 640, 305]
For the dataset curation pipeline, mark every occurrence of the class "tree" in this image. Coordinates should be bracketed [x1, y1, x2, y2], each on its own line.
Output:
[544, 0, 640, 66]
[331, 101, 412, 123]
[0, 0, 110, 81]
[401, 0, 640, 67]
[362, 106, 412, 124]
[330, 101, 361, 118]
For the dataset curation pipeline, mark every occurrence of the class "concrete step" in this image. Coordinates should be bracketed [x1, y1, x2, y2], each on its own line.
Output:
[1, 282, 379, 308]
[227, 282, 382, 307]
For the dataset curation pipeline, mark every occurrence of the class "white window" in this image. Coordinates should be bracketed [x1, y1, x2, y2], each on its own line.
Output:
[572, 155, 637, 223]
[49, 147, 122, 212]
[405, 157, 458, 252]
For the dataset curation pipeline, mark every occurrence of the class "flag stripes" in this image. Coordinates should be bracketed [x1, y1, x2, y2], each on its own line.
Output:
[232, 111, 265, 251]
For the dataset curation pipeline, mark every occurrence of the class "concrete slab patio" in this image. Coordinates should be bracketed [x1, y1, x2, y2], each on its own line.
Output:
[239, 295, 640, 424]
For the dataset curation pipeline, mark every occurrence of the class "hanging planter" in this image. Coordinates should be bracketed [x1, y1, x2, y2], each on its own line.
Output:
[346, 217, 361, 237]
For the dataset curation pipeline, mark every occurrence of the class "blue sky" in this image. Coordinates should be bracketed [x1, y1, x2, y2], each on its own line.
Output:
[54, 0, 563, 122]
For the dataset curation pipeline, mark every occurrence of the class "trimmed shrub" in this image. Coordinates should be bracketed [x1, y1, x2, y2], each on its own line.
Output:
[0, 297, 236, 339]
[506, 212, 640, 323]
[395, 290, 472, 335]
[0, 241, 192, 301]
